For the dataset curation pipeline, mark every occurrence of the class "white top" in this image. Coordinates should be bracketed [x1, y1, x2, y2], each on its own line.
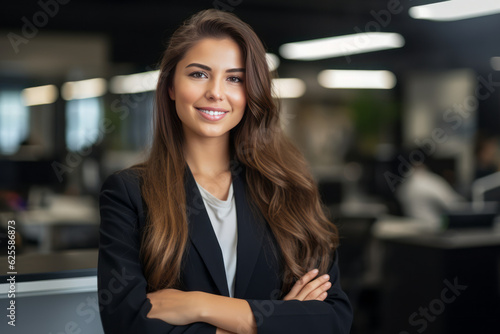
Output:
[195, 180, 238, 298]
[396, 167, 464, 230]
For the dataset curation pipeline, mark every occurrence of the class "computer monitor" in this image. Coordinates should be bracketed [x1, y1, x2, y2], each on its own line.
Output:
[441, 202, 498, 230]
[472, 171, 500, 204]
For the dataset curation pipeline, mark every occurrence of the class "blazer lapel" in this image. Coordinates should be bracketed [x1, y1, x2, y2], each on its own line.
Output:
[183, 161, 265, 298]
[184, 164, 230, 297]
[232, 163, 264, 298]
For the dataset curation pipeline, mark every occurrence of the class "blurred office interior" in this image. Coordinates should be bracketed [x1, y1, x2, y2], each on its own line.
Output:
[1, 1, 500, 333]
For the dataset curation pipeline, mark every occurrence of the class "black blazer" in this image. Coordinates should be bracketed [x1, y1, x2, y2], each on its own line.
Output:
[97, 162, 353, 333]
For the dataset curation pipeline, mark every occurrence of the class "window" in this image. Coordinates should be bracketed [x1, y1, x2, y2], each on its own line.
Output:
[0, 90, 29, 154]
[65, 97, 103, 152]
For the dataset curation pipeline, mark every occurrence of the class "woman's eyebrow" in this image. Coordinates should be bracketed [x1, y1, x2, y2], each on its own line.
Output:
[227, 68, 245, 73]
[186, 63, 245, 73]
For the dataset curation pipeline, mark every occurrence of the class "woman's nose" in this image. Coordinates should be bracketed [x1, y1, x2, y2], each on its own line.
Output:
[205, 79, 224, 101]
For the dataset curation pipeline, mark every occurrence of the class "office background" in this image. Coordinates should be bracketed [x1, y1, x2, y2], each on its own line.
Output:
[0, 1, 500, 333]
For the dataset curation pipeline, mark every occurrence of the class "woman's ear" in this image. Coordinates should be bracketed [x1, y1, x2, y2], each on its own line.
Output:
[168, 86, 175, 100]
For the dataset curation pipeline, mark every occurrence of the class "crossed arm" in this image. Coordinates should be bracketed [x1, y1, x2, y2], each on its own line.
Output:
[146, 269, 332, 334]
[98, 172, 352, 333]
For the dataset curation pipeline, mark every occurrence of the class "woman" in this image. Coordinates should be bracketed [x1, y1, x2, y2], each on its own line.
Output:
[98, 9, 352, 334]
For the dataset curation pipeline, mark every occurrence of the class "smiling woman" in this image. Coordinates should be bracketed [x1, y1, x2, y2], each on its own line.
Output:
[97, 8, 352, 334]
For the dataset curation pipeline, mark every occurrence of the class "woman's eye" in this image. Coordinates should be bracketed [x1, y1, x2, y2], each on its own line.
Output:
[189, 71, 208, 79]
[228, 76, 243, 83]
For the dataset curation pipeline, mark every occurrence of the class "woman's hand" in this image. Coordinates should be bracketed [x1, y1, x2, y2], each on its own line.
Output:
[146, 288, 201, 325]
[283, 269, 331, 301]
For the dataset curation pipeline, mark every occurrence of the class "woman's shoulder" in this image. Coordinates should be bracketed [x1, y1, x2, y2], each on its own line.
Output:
[101, 166, 143, 194]
[100, 166, 146, 218]
[111, 166, 142, 181]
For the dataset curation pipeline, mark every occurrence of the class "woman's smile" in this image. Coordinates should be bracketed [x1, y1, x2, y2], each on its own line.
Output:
[195, 106, 229, 121]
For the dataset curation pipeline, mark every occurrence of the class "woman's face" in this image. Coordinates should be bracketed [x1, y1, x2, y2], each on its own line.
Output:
[169, 37, 246, 142]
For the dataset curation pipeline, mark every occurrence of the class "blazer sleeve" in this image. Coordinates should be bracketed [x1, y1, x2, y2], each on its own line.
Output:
[244, 251, 353, 334]
[97, 171, 216, 334]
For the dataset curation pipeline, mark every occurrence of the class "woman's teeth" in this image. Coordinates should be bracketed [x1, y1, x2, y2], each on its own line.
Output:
[198, 109, 226, 116]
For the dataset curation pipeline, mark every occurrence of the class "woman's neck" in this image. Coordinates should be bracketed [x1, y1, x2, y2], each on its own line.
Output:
[183, 135, 231, 178]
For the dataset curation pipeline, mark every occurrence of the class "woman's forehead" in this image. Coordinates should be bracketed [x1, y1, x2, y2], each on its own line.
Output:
[179, 38, 245, 69]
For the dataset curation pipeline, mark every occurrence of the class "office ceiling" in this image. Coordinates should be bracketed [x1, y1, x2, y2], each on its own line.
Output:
[1, 0, 499, 79]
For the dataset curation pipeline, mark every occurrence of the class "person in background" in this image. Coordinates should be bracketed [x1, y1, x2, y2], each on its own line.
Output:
[474, 132, 500, 180]
[396, 160, 464, 230]
[97, 9, 352, 334]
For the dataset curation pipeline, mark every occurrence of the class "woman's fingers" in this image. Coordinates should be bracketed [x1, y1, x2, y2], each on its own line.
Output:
[283, 270, 332, 301]
[295, 274, 331, 301]
[283, 269, 319, 301]
[304, 281, 332, 301]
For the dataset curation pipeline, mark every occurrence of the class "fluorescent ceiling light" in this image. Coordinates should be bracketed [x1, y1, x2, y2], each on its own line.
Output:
[266, 53, 280, 71]
[110, 70, 160, 94]
[22, 84, 58, 106]
[318, 70, 396, 89]
[409, 0, 500, 21]
[62, 78, 107, 100]
[271, 78, 306, 98]
[491, 57, 500, 71]
[279, 32, 404, 61]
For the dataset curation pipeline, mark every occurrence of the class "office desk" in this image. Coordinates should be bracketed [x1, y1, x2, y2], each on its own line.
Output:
[15, 195, 100, 252]
[0, 249, 103, 333]
[374, 217, 500, 334]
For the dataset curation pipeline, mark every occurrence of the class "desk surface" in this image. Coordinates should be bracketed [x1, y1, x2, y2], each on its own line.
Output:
[373, 215, 500, 249]
[0, 248, 97, 282]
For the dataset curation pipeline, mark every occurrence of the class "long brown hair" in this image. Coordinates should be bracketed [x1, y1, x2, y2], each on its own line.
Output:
[132, 9, 339, 295]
